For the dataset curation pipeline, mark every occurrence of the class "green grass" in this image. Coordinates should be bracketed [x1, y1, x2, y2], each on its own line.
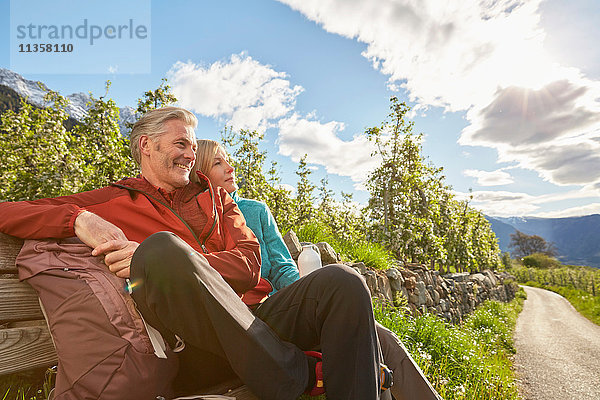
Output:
[293, 221, 395, 270]
[374, 290, 526, 400]
[1, 367, 54, 400]
[300, 290, 527, 399]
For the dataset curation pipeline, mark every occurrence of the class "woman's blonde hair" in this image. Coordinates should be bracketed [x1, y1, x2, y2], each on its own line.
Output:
[191, 139, 222, 183]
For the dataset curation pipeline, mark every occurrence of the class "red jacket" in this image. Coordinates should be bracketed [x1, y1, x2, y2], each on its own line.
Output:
[0, 174, 271, 304]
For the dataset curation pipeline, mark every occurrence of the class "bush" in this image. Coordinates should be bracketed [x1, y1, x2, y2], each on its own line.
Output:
[521, 253, 561, 269]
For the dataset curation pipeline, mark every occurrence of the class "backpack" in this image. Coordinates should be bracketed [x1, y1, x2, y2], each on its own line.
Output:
[17, 238, 178, 399]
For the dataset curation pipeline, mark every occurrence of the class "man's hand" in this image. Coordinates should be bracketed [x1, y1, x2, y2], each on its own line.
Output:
[74, 211, 139, 278]
[74, 211, 128, 248]
[93, 240, 139, 278]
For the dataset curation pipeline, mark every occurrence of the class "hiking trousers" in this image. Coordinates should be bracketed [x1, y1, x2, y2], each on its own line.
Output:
[130, 231, 382, 400]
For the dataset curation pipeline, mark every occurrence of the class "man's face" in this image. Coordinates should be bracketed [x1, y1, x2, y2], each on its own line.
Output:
[140, 119, 197, 192]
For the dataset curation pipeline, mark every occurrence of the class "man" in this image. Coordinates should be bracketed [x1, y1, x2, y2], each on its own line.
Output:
[0, 107, 385, 400]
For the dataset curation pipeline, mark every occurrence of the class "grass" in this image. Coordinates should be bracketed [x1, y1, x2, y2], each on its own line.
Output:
[293, 221, 396, 271]
[374, 290, 526, 400]
[299, 290, 526, 400]
[1, 367, 54, 400]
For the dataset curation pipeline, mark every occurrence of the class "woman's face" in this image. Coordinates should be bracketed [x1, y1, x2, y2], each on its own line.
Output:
[207, 147, 238, 193]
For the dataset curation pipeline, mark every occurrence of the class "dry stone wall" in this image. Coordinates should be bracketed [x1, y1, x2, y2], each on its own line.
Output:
[284, 231, 518, 324]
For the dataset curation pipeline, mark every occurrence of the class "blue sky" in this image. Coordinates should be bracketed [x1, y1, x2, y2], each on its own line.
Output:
[1, 0, 599, 217]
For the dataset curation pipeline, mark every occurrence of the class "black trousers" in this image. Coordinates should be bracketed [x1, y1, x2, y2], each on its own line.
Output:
[130, 232, 382, 400]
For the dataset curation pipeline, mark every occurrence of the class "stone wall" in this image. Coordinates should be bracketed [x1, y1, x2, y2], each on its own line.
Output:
[284, 231, 519, 324]
[357, 263, 518, 324]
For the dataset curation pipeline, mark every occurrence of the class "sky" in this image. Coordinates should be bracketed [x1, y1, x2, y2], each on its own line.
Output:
[1, 0, 599, 218]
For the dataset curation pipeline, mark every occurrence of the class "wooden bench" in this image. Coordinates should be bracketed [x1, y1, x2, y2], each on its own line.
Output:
[0, 232, 258, 399]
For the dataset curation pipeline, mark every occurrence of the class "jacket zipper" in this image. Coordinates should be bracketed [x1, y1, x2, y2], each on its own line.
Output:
[204, 181, 218, 251]
[112, 183, 215, 254]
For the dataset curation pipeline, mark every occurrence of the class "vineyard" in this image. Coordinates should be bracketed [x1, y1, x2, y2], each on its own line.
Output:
[511, 262, 600, 325]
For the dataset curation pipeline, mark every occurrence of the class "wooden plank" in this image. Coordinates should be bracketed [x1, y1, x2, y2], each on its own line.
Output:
[0, 325, 57, 375]
[0, 233, 23, 274]
[0, 279, 44, 323]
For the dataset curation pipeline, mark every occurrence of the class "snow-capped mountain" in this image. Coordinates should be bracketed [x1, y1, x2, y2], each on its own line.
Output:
[0, 68, 137, 134]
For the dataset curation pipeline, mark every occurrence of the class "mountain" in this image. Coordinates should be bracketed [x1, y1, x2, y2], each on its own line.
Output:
[486, 214, 600, 268]
[485, 216, 516, 252]
[0, 68, 137, 134]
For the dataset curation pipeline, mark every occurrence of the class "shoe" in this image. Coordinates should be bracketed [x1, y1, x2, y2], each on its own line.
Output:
[304, 351, 325, 396]
[380, 363, 393, 392]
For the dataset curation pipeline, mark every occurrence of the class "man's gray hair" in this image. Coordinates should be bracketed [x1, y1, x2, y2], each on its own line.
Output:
[129, 107, 198, 165]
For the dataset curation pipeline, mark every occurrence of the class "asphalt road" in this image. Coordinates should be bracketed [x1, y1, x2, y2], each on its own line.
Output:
[513, 286, 600, 400]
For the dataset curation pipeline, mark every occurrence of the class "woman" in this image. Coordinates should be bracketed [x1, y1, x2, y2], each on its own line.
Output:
[192, 140, 300, 294]
[193, 139, 442, 400]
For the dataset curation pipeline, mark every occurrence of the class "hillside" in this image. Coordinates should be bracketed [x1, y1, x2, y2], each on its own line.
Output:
[486, 214, 600, 268]
[0, 68, 136, 134]
[0, 83, 80, 130]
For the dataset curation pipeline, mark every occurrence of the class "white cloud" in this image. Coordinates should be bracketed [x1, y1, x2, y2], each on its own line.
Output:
[277, 113, 379, 184]
[454, 189, 540, 216]
[167, 53, 303, 132]
[278, 0, 600, 198]
[463, 168, 514, 186]
[277, 0, 550, 111]
[457, 185, 600, 217]
[460, 78, 600, 186]
[534, 203, 600, 218]
[462, 79, 600, 147]
[167, 54, 382, 189]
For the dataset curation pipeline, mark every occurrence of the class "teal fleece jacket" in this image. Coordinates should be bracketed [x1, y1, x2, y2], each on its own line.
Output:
[230, 191, 300, 292]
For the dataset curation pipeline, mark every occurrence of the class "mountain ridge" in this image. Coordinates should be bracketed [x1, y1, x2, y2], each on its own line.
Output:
[0, 68, 137, 134]
[486, 214, 600, 268]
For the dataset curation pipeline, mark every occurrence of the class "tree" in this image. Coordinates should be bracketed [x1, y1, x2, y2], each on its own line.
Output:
[0, 79, 175, 201]
[509, 230, 557, 258]
[315, 176, 335, 227]
[74, 81, 138, 190]
[126, 77, 178, 131]
[220, 127, 270, 202]
[295, 155, 316, 226]
[521, 252, 561, 269]
[264, 160, 296, 233]
[366, 97, 447, 265]
[0, 90, 83, 200]
[365, 97, 501, 271]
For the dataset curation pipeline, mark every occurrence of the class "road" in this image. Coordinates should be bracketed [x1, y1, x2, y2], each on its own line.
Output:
[513, 286, 600, 400]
